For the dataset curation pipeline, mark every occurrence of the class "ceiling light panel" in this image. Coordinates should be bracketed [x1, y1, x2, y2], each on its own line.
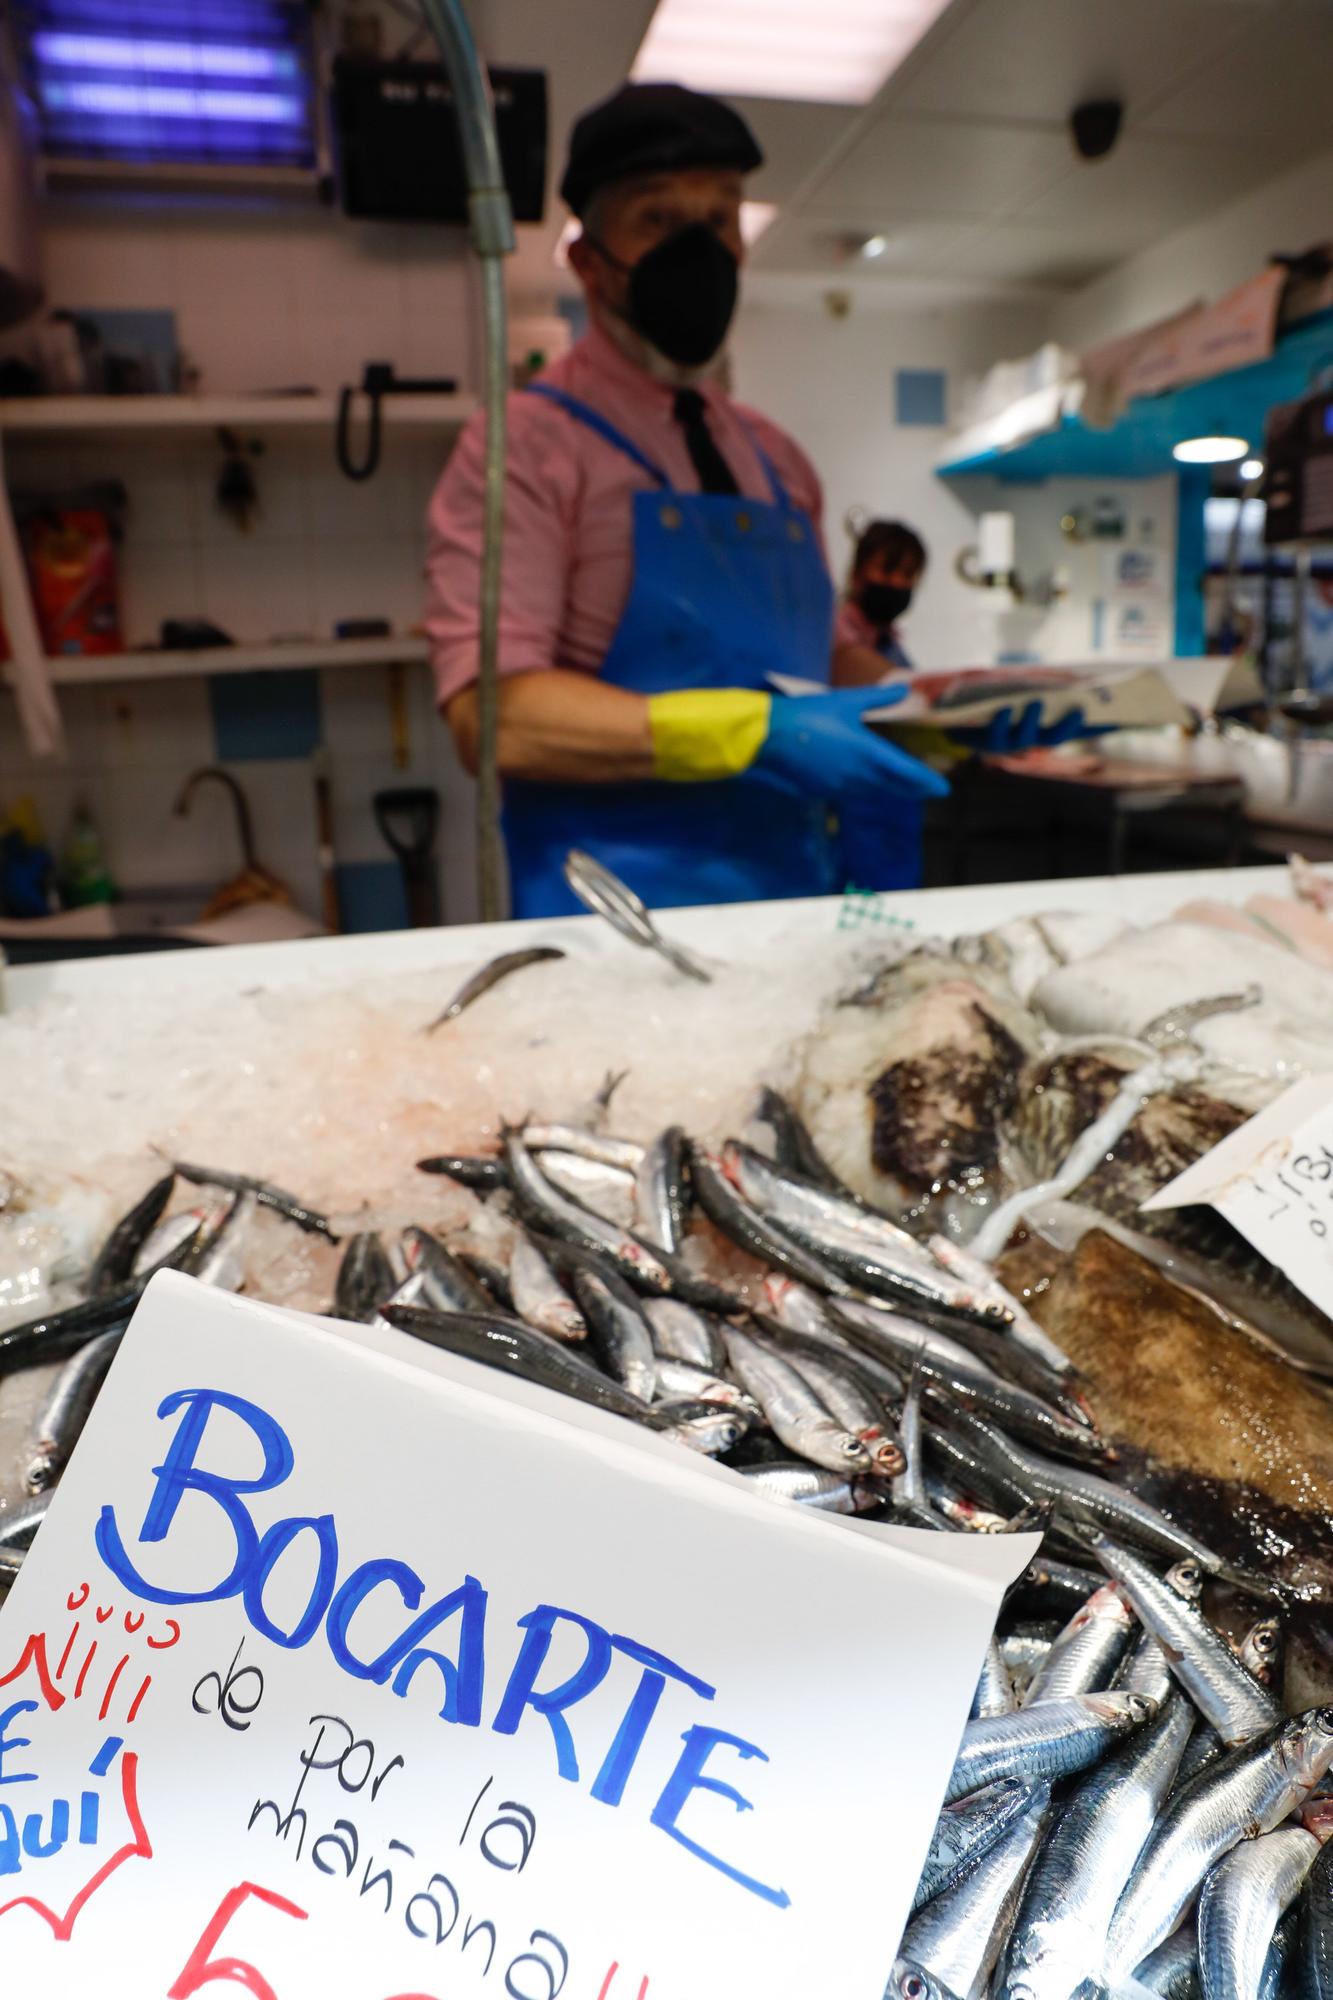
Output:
[741, 200, 779, 243]
[1173, 436, 1248, 465]
[631, 0, 955, 106]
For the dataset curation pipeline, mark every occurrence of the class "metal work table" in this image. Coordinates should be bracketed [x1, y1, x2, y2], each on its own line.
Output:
[944, 756, 1248, 881]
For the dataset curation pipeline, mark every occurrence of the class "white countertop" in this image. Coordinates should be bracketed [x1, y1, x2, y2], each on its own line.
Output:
[2, 863, 1296, 1014]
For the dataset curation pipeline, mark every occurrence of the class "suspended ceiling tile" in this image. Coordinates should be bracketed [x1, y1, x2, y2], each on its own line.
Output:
[1136, 7, 1333, 145]
[1014, 132, 1270, 232]
[946, 217, 1149, 286]
[755, 211, 984, 274]
[894, 0, 1254, 123]
[812, 115, 1070, 221]
[726, 100, 855, 203]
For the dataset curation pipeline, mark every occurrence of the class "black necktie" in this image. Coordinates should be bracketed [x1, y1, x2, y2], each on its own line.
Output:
[673, 388, 740, 496]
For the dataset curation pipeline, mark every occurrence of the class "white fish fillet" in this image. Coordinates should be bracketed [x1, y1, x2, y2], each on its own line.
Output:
[1033, 921, 1333, 1095]
[1173, 899, 1276, 944]
[1245, 894, 1333, 971]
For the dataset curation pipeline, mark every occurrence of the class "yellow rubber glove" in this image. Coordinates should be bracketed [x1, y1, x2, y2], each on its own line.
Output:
[648, 688, 772, 782]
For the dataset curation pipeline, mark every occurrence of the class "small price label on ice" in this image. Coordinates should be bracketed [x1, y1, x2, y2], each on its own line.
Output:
[1142, 1073, 1333, 1315]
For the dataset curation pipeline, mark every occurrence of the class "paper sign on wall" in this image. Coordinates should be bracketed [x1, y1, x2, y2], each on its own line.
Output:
[0, 1274, 1035, 2000]
[1143, 1073, 1333, 1319]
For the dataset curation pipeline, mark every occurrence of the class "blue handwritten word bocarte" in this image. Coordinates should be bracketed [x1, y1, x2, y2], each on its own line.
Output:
[94, 1388, 789, 1909]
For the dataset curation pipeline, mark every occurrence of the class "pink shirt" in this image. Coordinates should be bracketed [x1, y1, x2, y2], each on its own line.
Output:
[425, 321, 855, 706]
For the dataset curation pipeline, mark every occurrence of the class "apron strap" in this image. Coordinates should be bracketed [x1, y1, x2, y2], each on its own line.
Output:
[524, 382, 670, 488]
[528, 383, 809, 524]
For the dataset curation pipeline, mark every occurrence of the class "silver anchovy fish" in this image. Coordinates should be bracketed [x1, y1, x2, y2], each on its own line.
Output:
[945, 1691, 1156, 1805]
[1023, 1580, 1136, 1707]
[509, 1234, 587, 1341]
[641, 1296, 727, 1372]
[1104, 1708, 1333, 1984]
[996, 1692, 1194, 2000]
[634, 1126, 688, 1254]
[901, 1784, 1053, 2000]
[1197, 1825, 1321, 2000]
[734, 1463, 880, 1514]
[25, 1325, 122, 1492]
[971, 1635, 1016, 1720]
[1091, 1533, 1280, 1746]
[424, 946, 566, 1032]
[913, 1779, 1034, 1914]
[723, 1327, 870, 1475]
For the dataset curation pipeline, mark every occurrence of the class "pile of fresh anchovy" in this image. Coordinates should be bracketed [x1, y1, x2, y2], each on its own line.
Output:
[2, 1091, 1331, 1997]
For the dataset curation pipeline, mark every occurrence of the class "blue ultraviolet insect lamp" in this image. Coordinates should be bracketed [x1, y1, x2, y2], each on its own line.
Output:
[16, 1, 318, 168]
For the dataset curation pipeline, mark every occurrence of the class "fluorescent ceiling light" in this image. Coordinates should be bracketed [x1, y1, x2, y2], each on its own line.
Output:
[1240, 457, 1265, 481]
[554, 201, 778, 267]
[741, 200, 778, 244]
[860, 233, 888, 259]
[631, 0, 955, 106]
[1173, 435, 1248, 465]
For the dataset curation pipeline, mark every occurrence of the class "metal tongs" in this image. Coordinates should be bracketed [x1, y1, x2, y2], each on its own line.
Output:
[562, 849, 713, 984]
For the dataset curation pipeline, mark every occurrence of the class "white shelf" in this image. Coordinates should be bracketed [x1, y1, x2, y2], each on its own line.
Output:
[3, 634, 431, 690]
[0, 393, 477, 438]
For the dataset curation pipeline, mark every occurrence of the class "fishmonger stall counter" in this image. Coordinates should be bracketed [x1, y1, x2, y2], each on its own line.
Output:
[1, 862, 1331, 1996]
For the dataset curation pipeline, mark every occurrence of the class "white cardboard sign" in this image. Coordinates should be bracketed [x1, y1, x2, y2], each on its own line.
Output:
[0, 1274, 1035, 2000]
[1143, 1073, 1333, 1318]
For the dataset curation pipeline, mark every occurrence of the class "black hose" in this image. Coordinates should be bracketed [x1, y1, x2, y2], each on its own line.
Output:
[336, 375, 386, 481]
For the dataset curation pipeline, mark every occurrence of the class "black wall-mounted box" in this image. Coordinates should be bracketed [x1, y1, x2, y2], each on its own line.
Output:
[332, 60, 547, 224]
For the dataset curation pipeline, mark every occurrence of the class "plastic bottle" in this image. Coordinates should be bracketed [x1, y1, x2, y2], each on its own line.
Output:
[59, 799, 116, 906]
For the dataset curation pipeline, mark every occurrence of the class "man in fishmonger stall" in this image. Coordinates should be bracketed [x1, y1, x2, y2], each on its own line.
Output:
[425, 83, 1069, 918]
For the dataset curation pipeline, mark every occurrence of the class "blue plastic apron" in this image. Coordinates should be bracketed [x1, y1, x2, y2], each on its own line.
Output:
[501, 384, 841, 919]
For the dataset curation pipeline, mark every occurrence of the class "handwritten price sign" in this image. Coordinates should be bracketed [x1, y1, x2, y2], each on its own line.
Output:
[0, 1274, 1033, 1999]
[1144, 1073, 1333, 1319]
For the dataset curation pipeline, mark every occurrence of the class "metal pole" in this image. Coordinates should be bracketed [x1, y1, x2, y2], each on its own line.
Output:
[417, 0, 514, 922]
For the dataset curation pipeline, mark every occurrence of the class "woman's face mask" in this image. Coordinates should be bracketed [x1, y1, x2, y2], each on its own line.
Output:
[859, 581, 914, 628]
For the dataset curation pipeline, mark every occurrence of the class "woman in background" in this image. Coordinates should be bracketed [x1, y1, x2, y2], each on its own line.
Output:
[836, 516, 1092, 887]
[843, 518, 927, 670]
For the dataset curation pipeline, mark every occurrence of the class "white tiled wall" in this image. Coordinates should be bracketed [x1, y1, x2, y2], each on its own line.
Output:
[5, 429, 448, 652]
[37, 205, 479, 399]
[0, 661, 480, 928]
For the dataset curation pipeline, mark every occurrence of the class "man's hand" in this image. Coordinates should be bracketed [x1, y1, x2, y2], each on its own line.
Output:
[753, 686, 949, 802]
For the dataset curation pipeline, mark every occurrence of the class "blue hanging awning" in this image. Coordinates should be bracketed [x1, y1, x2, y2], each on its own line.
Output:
[937, 305, 1333, 483]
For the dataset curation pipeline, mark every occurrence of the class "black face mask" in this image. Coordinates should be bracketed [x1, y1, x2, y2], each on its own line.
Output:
[859, 582, 913, 628]
[592, 222, 739, 369]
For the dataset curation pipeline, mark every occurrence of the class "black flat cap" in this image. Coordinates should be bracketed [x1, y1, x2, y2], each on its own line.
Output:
[560, 83, 763, 216]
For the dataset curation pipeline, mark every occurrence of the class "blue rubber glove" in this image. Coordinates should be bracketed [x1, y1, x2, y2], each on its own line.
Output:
[754, 686, 950, 803]
[954, 700, 1104, 753]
